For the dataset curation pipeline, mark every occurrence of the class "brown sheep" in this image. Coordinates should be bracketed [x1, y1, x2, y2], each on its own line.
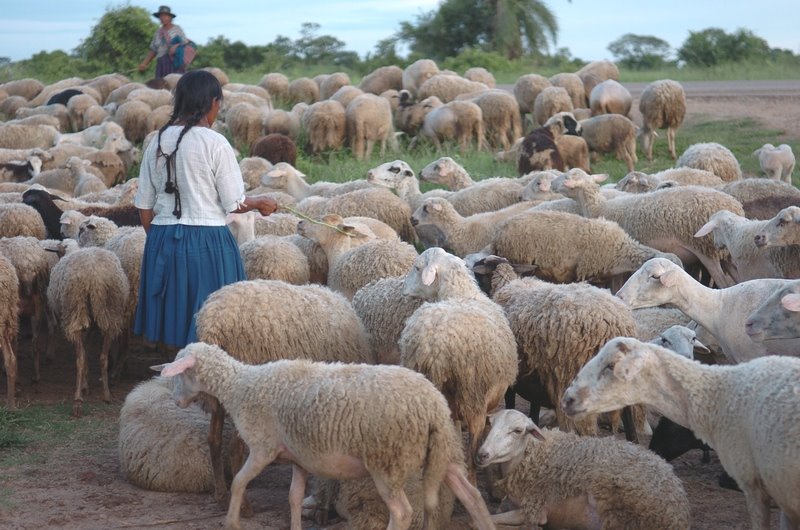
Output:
[250, 134, 297, 166]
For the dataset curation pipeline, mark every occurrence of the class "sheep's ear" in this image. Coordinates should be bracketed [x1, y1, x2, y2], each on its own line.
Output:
[694, 218, 718, 238]
[155, 354, 196, 377]
[781, 293, 800, 312]
[593, 174, 609, 184]
[421, 263, 438, 286]
[430, 201, 443, 212]
[613, 349, 647, 382]
[692, 337, 710, 353]
[526, 419, 546, 441]
[659, 269, 679, 288]
[61, 218, 72, 226]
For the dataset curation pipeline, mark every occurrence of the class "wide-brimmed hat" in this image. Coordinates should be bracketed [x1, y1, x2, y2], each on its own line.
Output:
[152, 5, 176, 18]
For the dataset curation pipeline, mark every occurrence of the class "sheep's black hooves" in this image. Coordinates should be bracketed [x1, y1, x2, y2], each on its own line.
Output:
[718, 472, 741, 491]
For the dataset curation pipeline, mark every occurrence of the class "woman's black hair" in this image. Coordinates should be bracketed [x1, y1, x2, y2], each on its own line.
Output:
[156, 70, 223, 218]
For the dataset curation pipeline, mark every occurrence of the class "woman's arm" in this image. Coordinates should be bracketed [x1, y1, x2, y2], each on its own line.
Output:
[138, 208, 155, 233]
[138, 50, 156, 72]
[231, 195, 279, 216]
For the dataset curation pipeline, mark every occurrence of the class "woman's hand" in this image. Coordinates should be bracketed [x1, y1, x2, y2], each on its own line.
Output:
[253, 196, 279, 216]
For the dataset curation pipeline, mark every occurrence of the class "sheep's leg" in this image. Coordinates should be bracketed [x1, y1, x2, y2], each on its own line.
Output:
[444, 463, 494, 530]
[372, 474, 413, 530]
[99, 334, 112, 403]
[491, 509, 527, 525]
[72, 335, 86, 418]
[111, 323, 131, 380]
[288, 465, 310, 530]
[2, 337, 17, 410]
[504, 386, 516, 410]
[230, 431, 254, 518]
[667, 127, 677, 160]
[208, 399, 229, 505]
[366, 139, 376, 160]
[31, 293, 45, 382]
[223, 448, 274, 530]
[621, 405, 639, 444]
[780, 510, 799, 530]
[743, 485, 771, 530]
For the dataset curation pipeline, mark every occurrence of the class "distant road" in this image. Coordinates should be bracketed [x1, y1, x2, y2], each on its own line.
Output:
[497, 79, 800, 98]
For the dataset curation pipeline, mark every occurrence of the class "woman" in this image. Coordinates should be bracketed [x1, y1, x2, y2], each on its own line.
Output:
[134, 70, 278, 347]
[138, 5, 189, 78]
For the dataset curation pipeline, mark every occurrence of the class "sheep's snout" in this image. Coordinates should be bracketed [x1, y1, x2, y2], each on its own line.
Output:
[411, 217, 419, 226]
[744, 316, 764, 341]
[754, 233, 768, 247]
[561, 387, 587, 418]
[474, 449, 492, 468]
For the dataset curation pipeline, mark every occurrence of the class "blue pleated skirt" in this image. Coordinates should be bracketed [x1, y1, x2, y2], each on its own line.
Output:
[134, 224, 245, 348]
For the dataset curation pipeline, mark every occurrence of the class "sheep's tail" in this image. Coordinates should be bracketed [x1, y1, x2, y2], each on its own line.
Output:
[422, 420, 454, 519]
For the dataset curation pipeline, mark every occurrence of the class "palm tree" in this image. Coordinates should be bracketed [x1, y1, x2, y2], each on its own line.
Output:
[489, 0, 559, 59]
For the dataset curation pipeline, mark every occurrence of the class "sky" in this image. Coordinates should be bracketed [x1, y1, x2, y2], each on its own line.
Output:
[1, 1, 798, 63]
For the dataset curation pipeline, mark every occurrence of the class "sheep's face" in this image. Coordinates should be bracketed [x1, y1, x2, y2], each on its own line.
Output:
[403, 247, 452, 300]
[754, 206, 800, 248]
[552, 169, 607, 197]
[365, 160, 414, 188]
[151, 350, 208, 409]
[475, 410, 544, 468]
[562, 337, 650, 418]
[616, 171, 656, 193]
[745, 282, 800, 342]
[616, 258, 681, 309]
[419, 157, 457, 186]
[652, 325, 707, 359]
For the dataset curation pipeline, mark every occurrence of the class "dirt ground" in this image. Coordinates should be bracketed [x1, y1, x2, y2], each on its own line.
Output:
[2, 85, 798, 529]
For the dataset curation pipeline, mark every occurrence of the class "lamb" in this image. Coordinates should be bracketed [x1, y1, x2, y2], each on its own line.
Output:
[358, 65, 404, 95]
[456, 89, 521, 150]
[676, 142, 742, 182]
[287, 77, 319, 105]
[0, 203, 47, 239]
[0, 123, 60, 150]
[745, 280, 800, 343]
[398, 247, 518, 468]
[694, 209, 800, 281]
[562, 336, 800, 530]
[367, 159, 522, 217]
[476, 409, 690, 529]
[721, 179, 800, 220]
[47, 246, 128, 416]
[417, 98, 486, 153]
[155, 342, 494, 530]
[258, 72, 290, 103]
[638, 79, 687, 161]
[301, 100, 346, 156]
[0, 255, 19, 409]
[249, 133, 297, 166]
[578, 113, 638, 172]
[475, 256, 645, 437]
[517, 111, 581, 174]
[589, 78, 632, 118]
[261, 161, 372, 199]
[118, 376, 234, 493]
[487, 210, 682, 285]
[512, 74, 551, 125]
[345, 93, 396, 160]
[754, 206, 800, 247]
[553, 168, 745, 288]
[754, 143, 795, 183]
[616, 168, 724, 192]
[616, 257, 800, 362]
[402, 59, 440, 95]
[297, 214, 417, 299]
[533, 86, 573, 126]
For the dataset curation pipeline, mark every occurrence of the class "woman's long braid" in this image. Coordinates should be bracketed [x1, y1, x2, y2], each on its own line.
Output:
[156, 108, 206, 218]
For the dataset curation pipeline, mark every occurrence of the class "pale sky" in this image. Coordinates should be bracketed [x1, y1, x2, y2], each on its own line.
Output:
[1, 1, 798, 63]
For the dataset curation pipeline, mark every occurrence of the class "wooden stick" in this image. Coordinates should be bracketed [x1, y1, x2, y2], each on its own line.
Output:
[278, 204, 356, 238]
[110, 511, 226, 528]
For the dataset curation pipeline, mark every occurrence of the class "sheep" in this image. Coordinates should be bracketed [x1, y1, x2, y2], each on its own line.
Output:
[456, 89, 521, 150]
[14, 104, 70, 131]
[519, 171, 567, 202]
[616, 168, 725, 192]
[257, 73, 289, 102]
[229, 84, 273, 107]
[83, 73, 128, 103]
[45, 132, 134, 182]
[0, 123, 60, 150]
[694, 209, 800, 281]
[328, 85, 365, 110]
[476, 409, 690, 529]
[533, 86, 573, 126]
[474, 256, 645, 438]
[0, 155, 41, 183]
[562, 336, 800, 530]
[548, 72, 586, 109]
[238, 156, 272, 191]
[294, 186, 416, 243]
[411, 197, 535, 256]
[65, 93, 100, 131]
[237, 236, 309, 285]
[105, 82, 146, 106]
[398, 247, 518, 470]
[677, 142, 742, 182]
[0, 78, 44, 100]
[224, 102, 266, 150]
[287, 77, 319, 105]
[577, 60, 620, 83]
[69, 157, 108, 197]
[47, 247, 128, 416]
[754, 143, 795, 183]
[0, 255, 19, 409]
[589, 78, 632, 117]
[394, 91, 436, 136]
[297, 214, 417, 299]
[417, 156, 477, 190]
[487, 210, 682, 285]
[319, 72, 351, 100]
[125, 87, 173, 110]
[118, 376, 234, 493]
[517, 111, 581, 174]
[263, 108, 301, 139]
[553, 168, 745, 287]
[721, 178, 800, 220]
[261, 161, 372, 199]
[358, 65, 404, 95]
[301, 100, 346, 156]
[219, 91, 271, 118]
[0, 203, 47, 239]
[638, 79, 687, 161]
[745, 280, 800, 344]
[416, 75, 488, 103]
[367, 159, 522, 217]
[754, 205, 800, 248]
[0, 147, 52, 166]
[402, 59, 440, 95]
[417, 99, 485, 153]
[56, 120, 127, 149]
[155, 342, 494, 530]
[617, 257, 800, 363]
[633, 307, 692, 342]
[344, 93, 396, 160]
[249, 133, 297, 166]
[512, 74, 551, 125]
[578, 113, 638, 172]
[464, 66, 496, 88]
[0, 96, 28, 121]
[110, 100, 149, 144]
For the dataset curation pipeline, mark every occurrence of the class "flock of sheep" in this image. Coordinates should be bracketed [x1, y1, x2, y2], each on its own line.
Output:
[1, 58, 800, 530]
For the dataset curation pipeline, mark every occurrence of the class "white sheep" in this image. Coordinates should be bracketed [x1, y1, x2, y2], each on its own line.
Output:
[694, 209, 800, 281]
[754, 143, 795, 184]
[637, 79, 686, 161]
[476, 409, 691, 529]
[0, 202, 47, 239]
[578, 114, 638, 172]
[676, 142, 742, 182]
[154, 342, 495, 530]
[722, 179, 800, 221]
[0, 255, 19, 409]
[258, 72, 290, 102]
[533, 86, 573, 126]
[589, 78, 632, 117]
[417, 98, 486, 153]
[358, 65, 404, 95]
[615, 167, 724, 192]
[416, 74, 487, 103]
[287, 77, 319, 105]
[402, 59, 440, 95]
[562, 336, 800, 530]
[345, 93, 396, 160]
[0, 123, 60, 150]
[512, 73, 551, 125]
[398, 248, 518, 470]
[260, 161, 372, 199]
[616, 257, 800, 362]
[456, 89, 521, 150]
[754, 205, 800, 248]
[745, 280, 800, 343]
[548, 72, 585, 109]
[301, 100, 347, 156]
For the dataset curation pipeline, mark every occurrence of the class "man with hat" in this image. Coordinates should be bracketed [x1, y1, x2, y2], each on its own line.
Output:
[138, 6, 190, 78]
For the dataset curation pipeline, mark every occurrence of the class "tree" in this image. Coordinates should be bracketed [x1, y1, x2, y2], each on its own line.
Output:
[490, 0, 559, 59]
[74, 5, 157, 72]
[607, 33, 672, 70]
[678, 27, 770, 67]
